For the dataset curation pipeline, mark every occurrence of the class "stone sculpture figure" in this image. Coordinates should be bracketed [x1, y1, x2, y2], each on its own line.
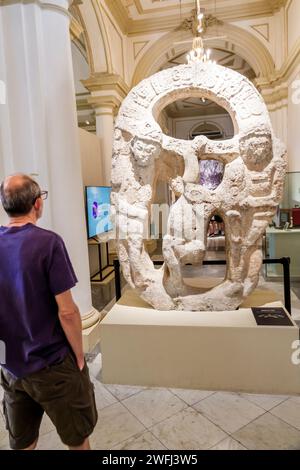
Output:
[111, 63, 287, 311]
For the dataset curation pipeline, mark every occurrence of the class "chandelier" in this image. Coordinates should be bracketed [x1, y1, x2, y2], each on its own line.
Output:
[186, 0, 215, 65]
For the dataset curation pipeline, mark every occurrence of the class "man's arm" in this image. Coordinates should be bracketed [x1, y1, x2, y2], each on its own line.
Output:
[55, 290, 84, 370]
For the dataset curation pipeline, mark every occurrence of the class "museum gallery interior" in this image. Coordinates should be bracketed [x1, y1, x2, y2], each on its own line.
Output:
[1, 0, 300, 451]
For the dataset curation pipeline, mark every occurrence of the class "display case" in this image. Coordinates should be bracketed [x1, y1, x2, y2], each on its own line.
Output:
[265, 171, 300, 279]
[265, 227, 300, 278]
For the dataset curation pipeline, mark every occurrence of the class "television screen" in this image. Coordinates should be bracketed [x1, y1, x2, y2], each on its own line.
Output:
[86, 186, 113, 238]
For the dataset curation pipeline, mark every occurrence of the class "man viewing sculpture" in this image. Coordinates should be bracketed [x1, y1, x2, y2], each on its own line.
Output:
[0, 174, 97, 450]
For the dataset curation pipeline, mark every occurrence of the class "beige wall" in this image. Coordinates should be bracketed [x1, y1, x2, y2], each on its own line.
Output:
[78, 128, 104, 186]
[78, 128, 105, 276]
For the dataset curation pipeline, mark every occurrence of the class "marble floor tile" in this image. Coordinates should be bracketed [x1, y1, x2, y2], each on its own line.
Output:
[210, 436, 247, 450]
[91, 377, 118, 410]
[271, 398, 300, 430]
[194, 392, 265, 434]
[233, 413, 300, 450]
[123, 389, 187, 428]
[111, 431, 166, 450]
[90, 402, 145, 450]
[0, 417, 63, 450]
[289, 396, 300, 404]
[103, 383, 147, 401]
[150, 407, 226, 450]
[169, 389, 215, 406]
[36, 431, 66, 450]
[39, 413, 55, 436]
[0, 442, 10, 450]
[88, 351, 102, 363]
[241, 393, 289, 411]
[88, 353, 102, 380]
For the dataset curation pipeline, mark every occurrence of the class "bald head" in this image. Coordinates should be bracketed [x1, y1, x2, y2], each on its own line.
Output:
[0, 174, 41, 217]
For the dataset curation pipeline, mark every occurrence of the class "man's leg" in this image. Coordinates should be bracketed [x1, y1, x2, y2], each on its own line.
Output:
[69, 437, 90, 451]
[22, 438, 38, 450]
[0, 368, 43, 450]
[38, 354, 97, 450]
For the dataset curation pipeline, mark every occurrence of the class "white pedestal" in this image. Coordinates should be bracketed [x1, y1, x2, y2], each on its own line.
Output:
[100, 292, 300, 395]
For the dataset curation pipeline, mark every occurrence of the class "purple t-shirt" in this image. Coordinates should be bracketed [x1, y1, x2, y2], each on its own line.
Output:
[0, 223, 78, 378]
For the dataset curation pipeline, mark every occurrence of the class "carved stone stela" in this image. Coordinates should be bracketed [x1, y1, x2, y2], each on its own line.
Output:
[111, 63, 287, 311]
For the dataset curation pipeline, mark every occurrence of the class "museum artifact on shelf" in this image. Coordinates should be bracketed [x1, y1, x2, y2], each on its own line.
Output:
[111, 62, 287, 311]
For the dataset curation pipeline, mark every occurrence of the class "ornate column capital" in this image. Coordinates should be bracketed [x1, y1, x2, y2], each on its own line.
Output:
[82, 72, 129, 96]
[255, 78, 288, 107]
[88, 95, 122, 116]
[82, 72, 129, 113]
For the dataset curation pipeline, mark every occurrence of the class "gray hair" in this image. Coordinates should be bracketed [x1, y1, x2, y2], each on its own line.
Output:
[0, 174, 41, 216]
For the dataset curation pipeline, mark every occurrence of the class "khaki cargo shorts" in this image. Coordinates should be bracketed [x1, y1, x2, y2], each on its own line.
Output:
[0, 352, 98, 449]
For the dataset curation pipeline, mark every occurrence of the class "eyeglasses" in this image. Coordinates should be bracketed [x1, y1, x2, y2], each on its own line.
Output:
[40, 191, 48, 200]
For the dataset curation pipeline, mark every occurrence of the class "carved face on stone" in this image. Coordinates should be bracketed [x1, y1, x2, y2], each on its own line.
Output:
[131, 137, 160, 167]
[112, 63, 287, 311]
[239, 129, 273, 171]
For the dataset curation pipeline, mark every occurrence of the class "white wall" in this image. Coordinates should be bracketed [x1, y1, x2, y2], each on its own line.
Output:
[269, 104, 288, 145]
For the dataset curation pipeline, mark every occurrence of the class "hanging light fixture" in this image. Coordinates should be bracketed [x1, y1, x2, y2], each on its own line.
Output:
[186, 0, 215, 65]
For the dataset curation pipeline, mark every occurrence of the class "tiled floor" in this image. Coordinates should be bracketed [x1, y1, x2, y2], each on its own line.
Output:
[0, 259, 300, 451]
[1, 351, 300, 450]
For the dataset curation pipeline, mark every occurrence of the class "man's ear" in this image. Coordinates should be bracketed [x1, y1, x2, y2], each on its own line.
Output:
[34, 198, 42, 211]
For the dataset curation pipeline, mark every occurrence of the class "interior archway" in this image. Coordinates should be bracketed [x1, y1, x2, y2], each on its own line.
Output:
[131, 23, 274, 86]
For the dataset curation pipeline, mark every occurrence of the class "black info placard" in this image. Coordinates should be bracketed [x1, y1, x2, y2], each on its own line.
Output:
[252, 307, 294, 326]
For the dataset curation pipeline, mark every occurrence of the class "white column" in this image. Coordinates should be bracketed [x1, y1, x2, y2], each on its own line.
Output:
[95, 105, 115, 185]
[0, 0, 99, 328]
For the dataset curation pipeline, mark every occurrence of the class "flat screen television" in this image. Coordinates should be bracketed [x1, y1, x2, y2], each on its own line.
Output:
[85, 186, 113, 239]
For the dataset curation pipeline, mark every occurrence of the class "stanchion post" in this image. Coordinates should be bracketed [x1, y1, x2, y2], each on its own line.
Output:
[114, 259, 121, 301]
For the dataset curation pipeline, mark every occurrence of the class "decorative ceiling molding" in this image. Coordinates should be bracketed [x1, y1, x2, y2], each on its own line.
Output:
[131, 22, 275, 86]
[70, 5, 96, 75]
[133, 40, 149, 59]
[267, 0, 289, 12]
[91, 0, 113, 74]
[179, 10, 223, 36]
[104, 0, 129, 34]
[101, 5, 126, 80]
[256, 36, 300, 90]
[70, 16, 84, 41]
[133, 0, 276, 16]
[106, 0, 285, 36]
[251, 23, 270, 42]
